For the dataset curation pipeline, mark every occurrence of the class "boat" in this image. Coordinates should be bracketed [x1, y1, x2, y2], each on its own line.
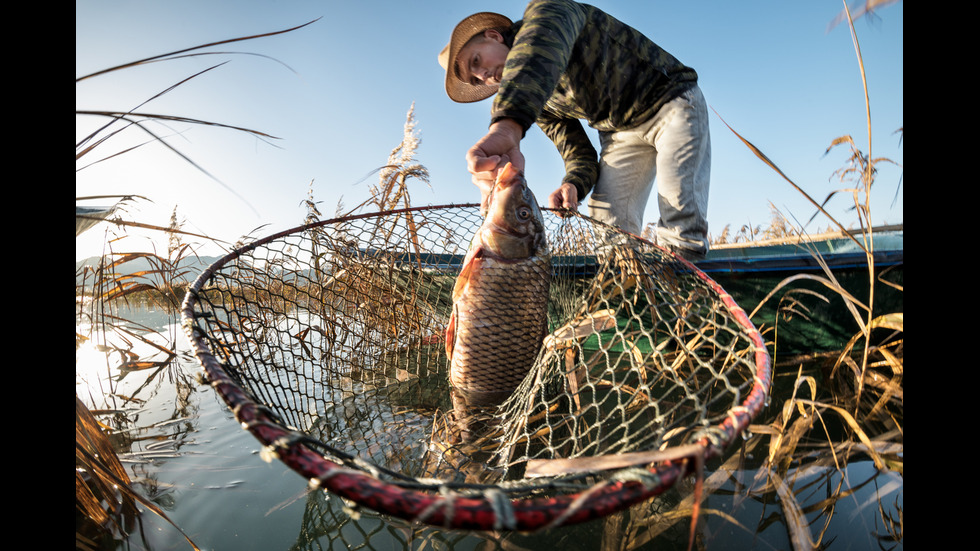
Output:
[696, 225, 903, 356]
[76, 205, 117, 236]
[373, 221, 902, 358]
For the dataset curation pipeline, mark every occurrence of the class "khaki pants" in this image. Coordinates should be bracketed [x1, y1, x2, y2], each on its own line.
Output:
[587, 85, 711, 256]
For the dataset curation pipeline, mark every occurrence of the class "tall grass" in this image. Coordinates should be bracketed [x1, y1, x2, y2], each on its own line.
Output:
[75, 20, 317, 549]
[704, 205, 837, 246]
[697, 2, 903, 548]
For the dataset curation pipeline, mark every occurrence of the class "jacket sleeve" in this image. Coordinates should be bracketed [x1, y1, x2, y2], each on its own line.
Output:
[490, 0, 587, 132]
[536, 111, 598, 198]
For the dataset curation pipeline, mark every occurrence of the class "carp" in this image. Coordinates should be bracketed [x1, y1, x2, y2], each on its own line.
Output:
[445, 162, 551, 405]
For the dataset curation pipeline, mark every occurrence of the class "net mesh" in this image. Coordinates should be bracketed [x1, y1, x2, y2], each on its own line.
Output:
[181, 204, 771, 531]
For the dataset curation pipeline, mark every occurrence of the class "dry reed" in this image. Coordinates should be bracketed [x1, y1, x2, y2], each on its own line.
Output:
[687, 2, 904, 547]
[76, 20, 319, 549]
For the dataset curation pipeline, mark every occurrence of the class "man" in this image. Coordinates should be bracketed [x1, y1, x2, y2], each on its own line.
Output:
[438, 0, 711, 260]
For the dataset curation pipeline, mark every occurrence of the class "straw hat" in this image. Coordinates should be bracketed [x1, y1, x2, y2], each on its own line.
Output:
[438, 12, 513, 103]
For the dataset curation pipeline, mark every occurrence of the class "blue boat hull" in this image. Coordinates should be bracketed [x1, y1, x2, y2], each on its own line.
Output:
[697, 228, 903, 356]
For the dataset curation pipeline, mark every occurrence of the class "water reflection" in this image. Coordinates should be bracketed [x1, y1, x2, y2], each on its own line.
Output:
[78, 304, 902, 550]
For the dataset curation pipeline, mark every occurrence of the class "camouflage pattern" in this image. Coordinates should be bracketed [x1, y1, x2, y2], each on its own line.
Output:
[492, 0, 698, 199]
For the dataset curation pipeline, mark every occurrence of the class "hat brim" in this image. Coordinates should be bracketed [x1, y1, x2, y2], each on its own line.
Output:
[439, 12, 512, 103]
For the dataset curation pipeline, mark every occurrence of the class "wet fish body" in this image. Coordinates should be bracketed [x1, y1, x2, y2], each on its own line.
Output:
[445, 163, 551, 403]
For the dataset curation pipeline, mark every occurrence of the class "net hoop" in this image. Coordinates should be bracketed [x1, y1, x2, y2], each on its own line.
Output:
[181, 204, 772, 531]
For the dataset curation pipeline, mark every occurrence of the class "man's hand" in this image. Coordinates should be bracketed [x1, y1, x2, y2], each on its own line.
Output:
[548, 182, 579, 215]
[466, 118, 525, 176]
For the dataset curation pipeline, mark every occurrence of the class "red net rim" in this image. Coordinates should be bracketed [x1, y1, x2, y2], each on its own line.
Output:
[180, 204, 773, 531]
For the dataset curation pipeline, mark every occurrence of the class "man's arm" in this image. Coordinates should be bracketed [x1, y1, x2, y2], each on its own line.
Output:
[490, 0, 587, 130]
[465, 0, 588, 203]
[536, 110, 598, 202]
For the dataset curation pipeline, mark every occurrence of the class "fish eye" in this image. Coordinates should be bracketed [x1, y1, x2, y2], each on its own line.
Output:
[517, 207, 531, 220]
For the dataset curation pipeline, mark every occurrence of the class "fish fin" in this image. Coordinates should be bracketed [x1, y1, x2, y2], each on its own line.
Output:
[452, 244, 483, 302]
[445, 307, 456, 360]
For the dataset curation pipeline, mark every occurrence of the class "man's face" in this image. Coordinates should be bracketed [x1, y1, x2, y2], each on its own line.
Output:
[455, 29, 510, 88]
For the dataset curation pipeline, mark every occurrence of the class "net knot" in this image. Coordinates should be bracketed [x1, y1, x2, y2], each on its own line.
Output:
[609, 467, 664, 490]
[486, 489, 517, 531]
[690, 426, 729, 450]
[258, 433, 305, 463]
[412, 485, 459, 527]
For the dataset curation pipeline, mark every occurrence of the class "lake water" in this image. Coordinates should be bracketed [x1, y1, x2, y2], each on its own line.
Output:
[76, 305, 902, 550]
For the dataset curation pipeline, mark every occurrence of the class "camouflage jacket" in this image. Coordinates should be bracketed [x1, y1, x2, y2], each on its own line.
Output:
[492, 0, 698, 199]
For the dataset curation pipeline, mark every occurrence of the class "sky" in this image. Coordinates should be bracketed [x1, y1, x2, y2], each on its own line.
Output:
[76, 0, 903, 261]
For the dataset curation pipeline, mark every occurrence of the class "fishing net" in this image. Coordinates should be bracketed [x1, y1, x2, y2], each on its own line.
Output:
[181, 204, 771, 531]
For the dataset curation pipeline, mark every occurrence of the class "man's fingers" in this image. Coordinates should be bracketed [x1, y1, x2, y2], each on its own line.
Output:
[508, 150, 526, 173]
[547, 190, 562, 209]
[546, 184, 579, 216]
[467, 153, 501, 175]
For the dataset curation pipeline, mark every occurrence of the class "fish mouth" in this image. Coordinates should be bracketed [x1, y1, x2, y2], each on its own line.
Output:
[482, 161, 538, 252]
[485, 219, 526, 238]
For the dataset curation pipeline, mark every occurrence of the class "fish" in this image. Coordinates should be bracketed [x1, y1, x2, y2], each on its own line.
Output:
[445, 162, 551, 405]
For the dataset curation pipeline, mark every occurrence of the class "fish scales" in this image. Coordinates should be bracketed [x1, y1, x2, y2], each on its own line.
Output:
[448, 256, 550, 393]
[446, 162, 551, 402]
